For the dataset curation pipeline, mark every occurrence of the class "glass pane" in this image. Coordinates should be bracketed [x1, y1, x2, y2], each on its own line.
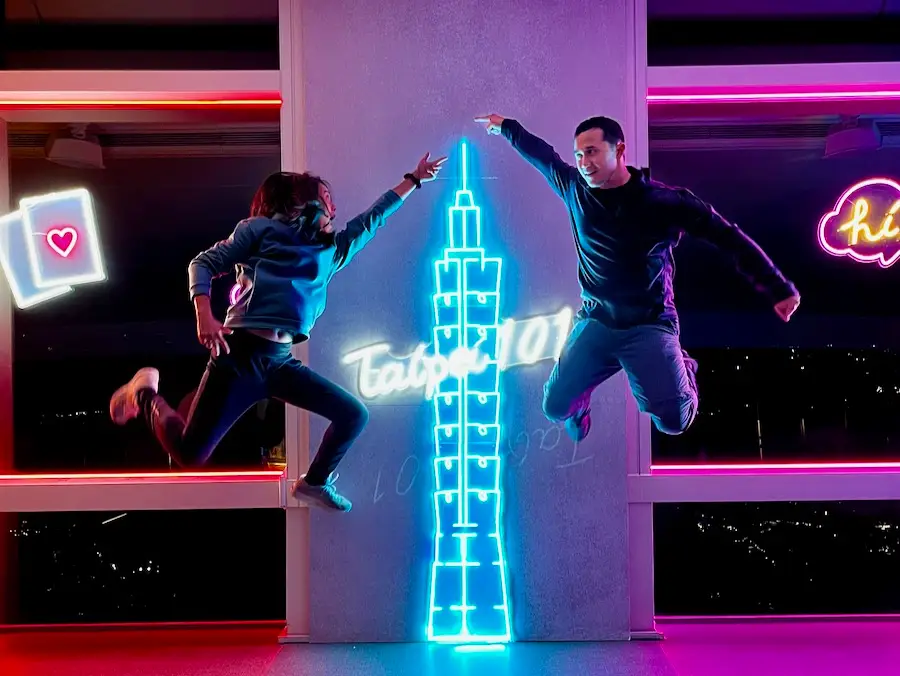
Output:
[655, 501, 900, 615]
[3, 1, 278, 70]
[649, 142, 900, 463]
[12, 509, 285, 624]
[646, 11, 898, 67]
[653, 347, 900, 464]
[651, 145, 900, 322]
[10, 145, 284, 472]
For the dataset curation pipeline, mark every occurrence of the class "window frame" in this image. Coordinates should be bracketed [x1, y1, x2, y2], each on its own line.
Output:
[0, 66, 307, 636]
[3, 53, 899, 641]
[634, 60, 900, 637]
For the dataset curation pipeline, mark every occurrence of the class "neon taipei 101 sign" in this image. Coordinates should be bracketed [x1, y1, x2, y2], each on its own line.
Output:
[425, 141, 511, 644]
[342, 142, 574, 645]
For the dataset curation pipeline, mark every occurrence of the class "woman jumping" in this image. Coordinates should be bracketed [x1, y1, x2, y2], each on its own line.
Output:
[109, 153, 447, 511]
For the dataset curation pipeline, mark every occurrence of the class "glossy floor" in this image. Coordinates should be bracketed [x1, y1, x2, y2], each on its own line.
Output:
[1, 620, 897, 675]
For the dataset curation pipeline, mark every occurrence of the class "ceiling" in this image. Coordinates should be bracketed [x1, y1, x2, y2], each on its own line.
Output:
[5, 0, 899, 23]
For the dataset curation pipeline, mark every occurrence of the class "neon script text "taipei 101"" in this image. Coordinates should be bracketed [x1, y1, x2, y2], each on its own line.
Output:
[342, 306, 573, 400]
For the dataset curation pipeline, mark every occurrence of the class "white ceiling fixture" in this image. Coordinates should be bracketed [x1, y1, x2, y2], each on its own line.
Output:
[45, 123, 105, 169]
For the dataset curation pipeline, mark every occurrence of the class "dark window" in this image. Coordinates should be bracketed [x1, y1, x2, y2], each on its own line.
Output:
[13, 509, 285, 623]
[653, 347, 900, 464]
[649, 144, 900, 463]
[647, 7, 900, 66]
[650, 138, 900, 616]
[1, 2, 278, 70]
[10, 151, 285, 471]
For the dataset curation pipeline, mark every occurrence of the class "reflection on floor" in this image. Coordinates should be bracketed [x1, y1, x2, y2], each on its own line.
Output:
[1, 619, 898, 675]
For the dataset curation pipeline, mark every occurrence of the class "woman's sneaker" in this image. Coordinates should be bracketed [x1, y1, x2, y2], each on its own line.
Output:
[109, 368, 160, 425]
[292, 473, 352, 512]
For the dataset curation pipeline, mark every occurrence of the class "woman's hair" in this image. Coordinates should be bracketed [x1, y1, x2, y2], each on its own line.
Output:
[249, 171, 331, 220]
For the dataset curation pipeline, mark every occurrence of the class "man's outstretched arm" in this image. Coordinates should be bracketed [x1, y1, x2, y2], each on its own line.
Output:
[675, 188, 800, 322]
[475, 113, 579, 200]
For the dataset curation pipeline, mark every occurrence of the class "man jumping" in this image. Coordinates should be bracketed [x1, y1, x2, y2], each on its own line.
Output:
[475, 113, 800, 441]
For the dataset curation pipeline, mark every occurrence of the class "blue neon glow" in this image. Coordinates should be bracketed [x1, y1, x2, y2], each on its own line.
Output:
[453, 644, 508, 653]
[426, 141, 512, 644]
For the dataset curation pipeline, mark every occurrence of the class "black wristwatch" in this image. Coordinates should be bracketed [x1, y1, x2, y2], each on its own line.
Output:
[404, 172, 422, 189]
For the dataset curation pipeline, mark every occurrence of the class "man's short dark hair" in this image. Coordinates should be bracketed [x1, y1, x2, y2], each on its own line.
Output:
[574, 116, 625, 146]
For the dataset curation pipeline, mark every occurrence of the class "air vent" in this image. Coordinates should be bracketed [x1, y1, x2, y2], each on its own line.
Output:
[8, 127, 280, 159]
[876, 121, 900, 136]
[102, 131, 280, 147]
[9, 130, 280, 148]
[8, 133, 48, 148]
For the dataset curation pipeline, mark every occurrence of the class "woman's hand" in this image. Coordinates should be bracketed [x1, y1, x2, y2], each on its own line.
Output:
[194, 296, 232, 355]
[412, 153, 448, 183]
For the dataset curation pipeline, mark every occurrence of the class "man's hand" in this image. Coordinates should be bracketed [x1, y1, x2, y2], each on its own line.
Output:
[474, 113, 506, 135]
[774, 295, 800, 322]
[412, 152, 448, 183]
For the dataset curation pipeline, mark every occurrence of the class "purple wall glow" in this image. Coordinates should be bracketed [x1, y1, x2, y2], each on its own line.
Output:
[298, 0, 635, 643]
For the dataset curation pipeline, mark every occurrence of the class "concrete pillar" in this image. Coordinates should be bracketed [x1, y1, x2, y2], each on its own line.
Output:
[278, 0, 311, 643]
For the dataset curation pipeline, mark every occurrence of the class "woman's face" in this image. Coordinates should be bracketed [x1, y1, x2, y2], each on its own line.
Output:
[316, 183, 337, 233]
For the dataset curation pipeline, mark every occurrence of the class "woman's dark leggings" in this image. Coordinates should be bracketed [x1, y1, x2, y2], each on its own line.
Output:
[137, 331, 368, 484]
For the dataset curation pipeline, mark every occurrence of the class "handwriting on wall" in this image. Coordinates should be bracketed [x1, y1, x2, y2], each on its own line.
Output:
[371, 421, 595, 505]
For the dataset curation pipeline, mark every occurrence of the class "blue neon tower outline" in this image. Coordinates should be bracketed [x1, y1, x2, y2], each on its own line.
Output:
[426, 141, 511, 644]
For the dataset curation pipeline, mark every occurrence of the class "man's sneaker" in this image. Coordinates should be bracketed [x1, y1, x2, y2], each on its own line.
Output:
[292, 473, 352, 512]
[109, 368, 160, 425]
[565, 409, 592, 443]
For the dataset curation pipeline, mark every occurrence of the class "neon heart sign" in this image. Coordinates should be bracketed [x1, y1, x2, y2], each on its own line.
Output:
[818, 178, 900, 268]
[46, 226, 78, 257]
[0, 188, 106, 309]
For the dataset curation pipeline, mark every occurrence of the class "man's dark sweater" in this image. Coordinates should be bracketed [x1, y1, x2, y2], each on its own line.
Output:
[501, 119, 797, 330]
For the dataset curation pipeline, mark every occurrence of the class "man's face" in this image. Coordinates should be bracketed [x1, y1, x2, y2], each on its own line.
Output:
[574, 128, 622, 188]
[316, 183, 337, 233]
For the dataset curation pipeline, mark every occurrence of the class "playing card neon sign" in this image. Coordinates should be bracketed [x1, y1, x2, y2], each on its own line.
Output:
[0, 188, 106, 309]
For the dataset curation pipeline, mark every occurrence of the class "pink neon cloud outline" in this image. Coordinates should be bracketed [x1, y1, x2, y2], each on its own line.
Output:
[817, 177, 900, 268]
